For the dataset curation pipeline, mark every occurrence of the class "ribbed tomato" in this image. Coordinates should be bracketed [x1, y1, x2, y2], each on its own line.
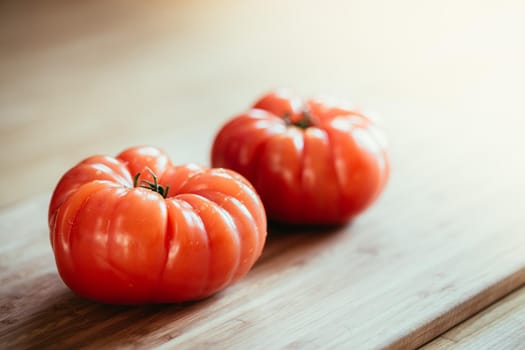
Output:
[48, 146, 266, 304]
[211, 90, 389, 225]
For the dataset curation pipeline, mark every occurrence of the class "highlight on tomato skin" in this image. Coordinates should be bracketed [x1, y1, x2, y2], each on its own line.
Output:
[48, 146, 267, 305]
[211, 90, 389, 226]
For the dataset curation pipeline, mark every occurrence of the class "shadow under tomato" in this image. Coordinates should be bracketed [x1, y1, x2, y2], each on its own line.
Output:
[5, 222, 353, 349]
[2, 273, 219, 350]
[254, 220, 351, 268]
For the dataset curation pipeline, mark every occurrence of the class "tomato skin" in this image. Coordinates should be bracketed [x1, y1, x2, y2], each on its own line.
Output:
[211, 91, 389, 225]
[49, 146, 266, 304]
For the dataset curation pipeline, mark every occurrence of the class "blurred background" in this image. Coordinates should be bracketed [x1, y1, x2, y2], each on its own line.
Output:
[0, 0, 524, 208]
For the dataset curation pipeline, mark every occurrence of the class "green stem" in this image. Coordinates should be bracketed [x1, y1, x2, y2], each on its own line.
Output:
[283, 109, 313, 129]
[133, 167, 170, 198]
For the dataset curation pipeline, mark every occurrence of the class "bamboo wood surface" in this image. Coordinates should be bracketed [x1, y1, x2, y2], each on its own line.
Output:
[1, 0, 524, 349]
[423, 287, 525, 349]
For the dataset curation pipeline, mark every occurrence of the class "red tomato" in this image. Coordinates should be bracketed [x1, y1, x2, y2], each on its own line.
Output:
[48, 146, 266, 304]
[211, 90, 389, 225]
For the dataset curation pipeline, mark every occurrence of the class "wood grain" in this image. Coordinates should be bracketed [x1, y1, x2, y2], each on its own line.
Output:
[1, 0, 525, 349]
[423, 286, 525, 350]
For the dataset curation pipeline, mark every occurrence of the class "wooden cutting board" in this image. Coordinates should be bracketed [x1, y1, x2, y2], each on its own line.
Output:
[1, 112, 524, 349]
[1, 0, 525, 348]
[1, 150, 524, 350]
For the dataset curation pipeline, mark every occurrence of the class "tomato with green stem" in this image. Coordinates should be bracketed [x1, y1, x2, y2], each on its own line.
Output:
[49, 146, 267, 304]
[211, 90, 389, 225]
